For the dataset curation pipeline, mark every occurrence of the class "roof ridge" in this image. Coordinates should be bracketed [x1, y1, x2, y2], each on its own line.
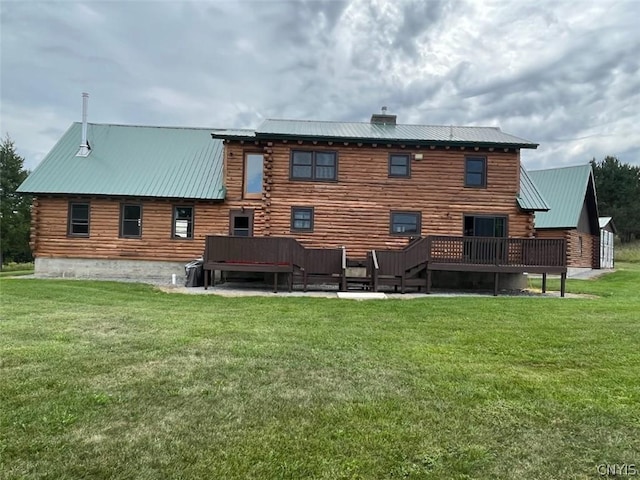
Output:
[529, 163, 591, 173]
[262, 118, 502, 130]
[73, 121, 220, 131]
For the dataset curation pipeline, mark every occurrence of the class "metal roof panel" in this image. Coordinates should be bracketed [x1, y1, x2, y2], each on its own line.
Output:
[517, 165, 550, 211]
[528, 164, 593, 229]
[18, 123, 225, 200]
[255, 119, 538, 147]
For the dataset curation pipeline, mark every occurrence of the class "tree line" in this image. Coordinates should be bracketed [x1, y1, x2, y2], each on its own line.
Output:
[1, 134, 639, 267]
[1, 136, 31, 266]
[590, 156, 640, 243]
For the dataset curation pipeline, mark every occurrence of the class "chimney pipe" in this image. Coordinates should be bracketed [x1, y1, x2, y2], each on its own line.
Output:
[81, 92, 88, 146]
[76, 92, 91, 157]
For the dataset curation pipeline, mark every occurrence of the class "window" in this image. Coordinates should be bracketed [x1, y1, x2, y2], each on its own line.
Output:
[465, 157, 487, 187]
[389, 154, 410, 177]
[463, 215, 506, 237]
[173, 206, 194, 239]
[291, 207, 314, 232]
[68, 202, 90, 236]
[390, 211, 421, 235]
[291, 150, 337, 181]
[120, 204, 142, 238]
[229, 210, 253, 237]
[244, 153, 263, 198]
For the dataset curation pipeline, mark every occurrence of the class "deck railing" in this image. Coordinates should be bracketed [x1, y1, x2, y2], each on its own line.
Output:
[427, 236, 566, 267]
[204, 235, 304, 266]
[204, 235, 345, 290]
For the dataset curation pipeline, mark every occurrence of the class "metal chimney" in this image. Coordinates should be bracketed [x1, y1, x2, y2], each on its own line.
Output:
[76, 92, 91, 157]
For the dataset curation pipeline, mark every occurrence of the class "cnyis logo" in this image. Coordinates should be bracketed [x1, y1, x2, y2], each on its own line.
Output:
[597, 464, 638, 476]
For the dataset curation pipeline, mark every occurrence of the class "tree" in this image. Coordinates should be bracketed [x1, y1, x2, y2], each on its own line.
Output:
[590, 156, 640, 243]
[0, 135, 32, 265]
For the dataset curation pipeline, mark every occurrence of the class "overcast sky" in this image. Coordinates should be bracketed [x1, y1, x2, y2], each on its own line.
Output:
[1, 0, 639, 171]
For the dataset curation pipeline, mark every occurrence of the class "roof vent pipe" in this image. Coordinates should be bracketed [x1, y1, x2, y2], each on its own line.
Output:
[76, 92, 91, 157]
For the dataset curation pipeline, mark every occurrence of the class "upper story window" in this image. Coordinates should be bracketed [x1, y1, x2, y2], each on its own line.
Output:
[120, 204, 142, 238]
[291, 150, 337, 181]
[389, 154, 410, 178]
[68, 202, 90, 236]
[465, 157, 487, 187]
[244, 153, 263, 198]
[173, 206, 194, 239]
[390, 211, 421, 236]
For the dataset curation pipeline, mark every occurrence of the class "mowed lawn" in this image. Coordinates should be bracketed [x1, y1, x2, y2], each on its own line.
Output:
[1, 266, 639, 480]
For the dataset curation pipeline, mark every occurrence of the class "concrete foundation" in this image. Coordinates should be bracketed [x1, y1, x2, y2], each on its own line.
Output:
[567, 267, 594, 278]
[34, 257, 195, 284]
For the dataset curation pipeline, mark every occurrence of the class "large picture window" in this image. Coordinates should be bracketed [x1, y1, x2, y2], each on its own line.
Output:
[120, 204, 142, 238]
[291, 207, 314, 232]
[390, 211, 421, 236]
[291, 150, 337, 181]
[244, 153, 263, 198]
[68, 202, 90, 236]
[173, 206, 194, 239]
[465, 157, 487, 187]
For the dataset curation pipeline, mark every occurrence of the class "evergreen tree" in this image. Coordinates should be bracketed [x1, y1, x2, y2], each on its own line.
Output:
[590, 156, 640, 242]
[0, 135, 32, 265]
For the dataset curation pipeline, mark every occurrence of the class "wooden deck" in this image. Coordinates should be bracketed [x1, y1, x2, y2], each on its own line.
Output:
[203, 235, 345, 292]
[424, 236, 567, 296]
[203, 235, 567, 296]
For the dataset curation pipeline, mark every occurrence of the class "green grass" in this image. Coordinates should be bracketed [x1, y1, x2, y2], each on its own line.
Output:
[0, 262, 34, 277]
[616, 240, 640, 263]
[1, 266, 639, 479]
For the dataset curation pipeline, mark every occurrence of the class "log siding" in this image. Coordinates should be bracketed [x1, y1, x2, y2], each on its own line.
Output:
[225, 140, 534, 257]
[534, 228, 598, 268]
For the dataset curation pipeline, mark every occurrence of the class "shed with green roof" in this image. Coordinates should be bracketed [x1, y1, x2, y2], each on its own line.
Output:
[528, 164, 601, 270]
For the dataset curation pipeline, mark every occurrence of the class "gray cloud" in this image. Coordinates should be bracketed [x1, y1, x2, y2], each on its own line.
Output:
[1, 0, 638, 171]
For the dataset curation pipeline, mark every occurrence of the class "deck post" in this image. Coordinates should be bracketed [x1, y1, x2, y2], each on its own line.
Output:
[204, 269, 209, 290]
[561, 273, 566, 298]
[426, 269, 432, 294]
[273, 272, 278, 293]
[542, 273, 547, 293]
[493, 272, 499, 296]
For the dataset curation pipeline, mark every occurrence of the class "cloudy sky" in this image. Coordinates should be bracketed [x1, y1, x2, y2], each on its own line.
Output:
[1, 0, 639, 171]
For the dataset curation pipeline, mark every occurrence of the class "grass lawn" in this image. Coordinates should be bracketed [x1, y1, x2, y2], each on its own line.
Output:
[1, 265, 639, 479]
[0, 263, 34, 278]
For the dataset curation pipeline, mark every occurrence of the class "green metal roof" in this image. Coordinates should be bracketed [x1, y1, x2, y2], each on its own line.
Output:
[528, 164, 595, 228]
[18, 123, 225, 200]
[517, 165, 549, 211]
[213, 118, 539, 148]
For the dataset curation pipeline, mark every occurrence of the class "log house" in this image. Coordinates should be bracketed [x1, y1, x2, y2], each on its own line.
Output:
[19, 110, 561, 287]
